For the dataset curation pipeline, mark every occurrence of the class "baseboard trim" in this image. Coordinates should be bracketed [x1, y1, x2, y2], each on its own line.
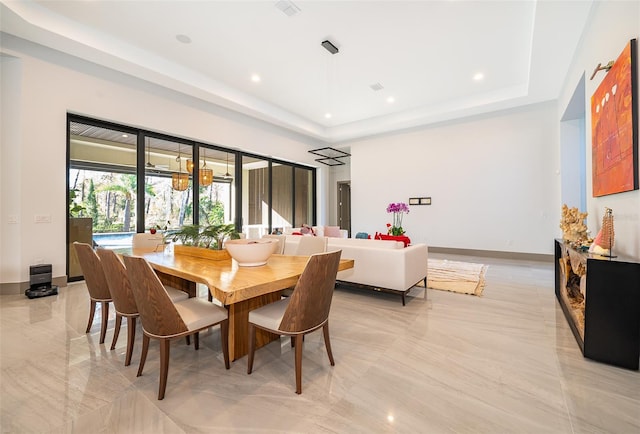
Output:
[428, 246, 553, 262]
[0, 276, 68, 296]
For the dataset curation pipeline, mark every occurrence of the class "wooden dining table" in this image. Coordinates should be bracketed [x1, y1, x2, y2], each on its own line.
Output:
[132, 249, 354, 361]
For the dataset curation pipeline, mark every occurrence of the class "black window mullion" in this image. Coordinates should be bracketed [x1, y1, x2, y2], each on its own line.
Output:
[267, 160, 273, 233]
[193, 145, 200, 226]
[136, 133, 146, 233]
[234, 151, 242, 232]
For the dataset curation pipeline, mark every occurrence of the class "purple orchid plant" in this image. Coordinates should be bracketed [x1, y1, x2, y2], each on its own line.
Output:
[386, 202, 410, 236]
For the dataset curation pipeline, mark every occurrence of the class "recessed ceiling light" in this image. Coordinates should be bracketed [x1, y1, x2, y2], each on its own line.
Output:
[251, 74, 261, 83]
[473, 72, 484, 81]
[386, 96, 395, 104]
[324, 113, 332, 119]
[176, 34, 191, 44]
[122, 134, 128, 138]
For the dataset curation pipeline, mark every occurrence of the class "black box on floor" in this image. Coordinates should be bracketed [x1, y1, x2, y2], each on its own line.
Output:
[25, 264, 58, 299]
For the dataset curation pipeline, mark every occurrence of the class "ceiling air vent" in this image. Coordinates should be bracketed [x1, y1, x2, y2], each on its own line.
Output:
[275, 1, 301, 17]
[369, 82, 384, 91]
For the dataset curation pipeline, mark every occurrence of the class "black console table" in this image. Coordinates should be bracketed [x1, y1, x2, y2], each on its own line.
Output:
[554, 239, 640, 370]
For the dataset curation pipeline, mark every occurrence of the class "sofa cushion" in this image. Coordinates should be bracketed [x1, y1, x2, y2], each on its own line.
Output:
[324, 226, 343, 237]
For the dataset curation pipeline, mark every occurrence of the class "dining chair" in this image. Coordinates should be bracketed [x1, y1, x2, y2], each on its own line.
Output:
[132, 232, 165, 252]
[96, 248, 189, 366]
[73, 242, 113, 344]
[122, 255, 230, 400]
[261, 234, 286, 255]
[295, 235, 328, 256]
[247, 249, 342, 394]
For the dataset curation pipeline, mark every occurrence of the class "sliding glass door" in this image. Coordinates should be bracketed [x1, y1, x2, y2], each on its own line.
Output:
[294, 166, 314, 227]
[241, 155, 270, 238]
[198, 148, 234, 225]
[68, 120, 138, 278]
[142, 136, 193, 232]
[67, 114, 315, 277]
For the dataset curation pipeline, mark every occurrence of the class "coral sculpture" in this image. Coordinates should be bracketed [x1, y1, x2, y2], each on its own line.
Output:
[560, 204, 588, 246]
[590, 207, 615, 256]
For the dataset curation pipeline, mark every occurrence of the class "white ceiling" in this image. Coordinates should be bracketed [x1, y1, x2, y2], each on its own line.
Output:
[1, 0, 594, 143]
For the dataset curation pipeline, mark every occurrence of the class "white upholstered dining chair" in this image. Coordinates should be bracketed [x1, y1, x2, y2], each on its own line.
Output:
[132, 232, 165, 252]
[295, 235, 328, 256]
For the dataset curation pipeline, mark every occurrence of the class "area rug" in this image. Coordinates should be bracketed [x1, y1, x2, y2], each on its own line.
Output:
[417, 259, 488, 296]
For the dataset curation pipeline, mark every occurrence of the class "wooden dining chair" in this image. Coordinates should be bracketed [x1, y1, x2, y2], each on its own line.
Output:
[247, 250, 342, 394]
[73, 242, 113, 344]
[122, 255, 230, 400]
[96, 248, 189, 366]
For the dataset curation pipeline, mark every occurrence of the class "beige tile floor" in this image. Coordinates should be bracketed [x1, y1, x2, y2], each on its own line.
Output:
[1, 253, 639, 433]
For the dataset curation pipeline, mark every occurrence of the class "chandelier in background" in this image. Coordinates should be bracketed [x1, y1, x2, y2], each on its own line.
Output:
[224, 153, 232, 179]
[172, 144, 189, 191]
[199, 159, 213, 187]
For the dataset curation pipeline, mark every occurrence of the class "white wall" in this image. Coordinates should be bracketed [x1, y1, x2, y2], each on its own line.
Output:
[558, 0, 640, 260]
[342, 102, 560, 255]
[0, 37, 324, 284]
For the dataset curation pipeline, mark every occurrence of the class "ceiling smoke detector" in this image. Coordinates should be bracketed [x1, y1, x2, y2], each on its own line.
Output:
[275, 1, 300, 17]
[369, 82, 384, 91]
[321, 40, 339, 55]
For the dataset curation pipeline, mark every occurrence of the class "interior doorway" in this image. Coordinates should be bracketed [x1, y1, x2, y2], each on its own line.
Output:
[337, 181, 351, 237]
[560, 73, 587, 211]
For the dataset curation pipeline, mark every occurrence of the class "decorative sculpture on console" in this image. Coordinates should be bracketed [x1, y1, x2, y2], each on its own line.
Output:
[560, 204, 589, 247]
[589, 207, 615, 256]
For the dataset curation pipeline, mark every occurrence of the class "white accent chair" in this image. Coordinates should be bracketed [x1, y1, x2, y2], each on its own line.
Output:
[261, 234, 286, 254]
[132, 232, 165, 252]
[295, 236, 328, 256]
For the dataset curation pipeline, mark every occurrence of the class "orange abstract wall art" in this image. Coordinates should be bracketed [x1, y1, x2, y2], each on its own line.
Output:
[591, 39, 638, 197]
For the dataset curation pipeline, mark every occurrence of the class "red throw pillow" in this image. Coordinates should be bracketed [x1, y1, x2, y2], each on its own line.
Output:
[375, 233, 410, 247]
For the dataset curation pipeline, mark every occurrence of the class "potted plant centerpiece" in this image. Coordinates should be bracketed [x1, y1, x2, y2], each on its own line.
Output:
[166, 223, 240, 260]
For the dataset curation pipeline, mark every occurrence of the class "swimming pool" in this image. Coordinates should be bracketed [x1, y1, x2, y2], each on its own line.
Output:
[93, 232, 134, 249]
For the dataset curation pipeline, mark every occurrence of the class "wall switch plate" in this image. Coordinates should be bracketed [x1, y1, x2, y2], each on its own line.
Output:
[34, 214, 51, 223]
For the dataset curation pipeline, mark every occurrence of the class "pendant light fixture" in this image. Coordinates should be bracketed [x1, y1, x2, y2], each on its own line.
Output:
[186, 159, 194, 174]
[145, 138, 155, 168]
[171, 144, 189, 191]
[199, 159, 213, 187]
[224, 153, 232, 179]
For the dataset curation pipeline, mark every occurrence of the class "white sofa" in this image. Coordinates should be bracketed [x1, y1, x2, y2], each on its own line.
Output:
[280, 235, 428, 305]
